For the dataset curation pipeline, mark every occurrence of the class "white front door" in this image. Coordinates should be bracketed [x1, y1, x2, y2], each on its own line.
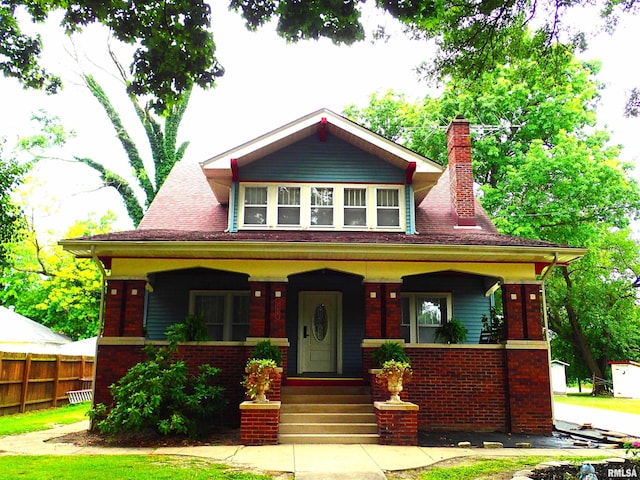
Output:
[298, 292, 342, 374]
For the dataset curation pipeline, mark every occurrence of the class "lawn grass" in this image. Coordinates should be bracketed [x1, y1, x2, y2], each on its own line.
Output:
[387, 456, 610, 480]
[0, 403, 90, 436]
[0, 456, 274, 480]
[554, 393, 640, 414]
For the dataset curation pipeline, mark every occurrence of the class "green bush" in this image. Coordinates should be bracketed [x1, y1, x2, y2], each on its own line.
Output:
[89, 345, 227, 439]
[165, 313, 209, 343]
[249, 340, 283, 366]
[371, 341, 410, 368]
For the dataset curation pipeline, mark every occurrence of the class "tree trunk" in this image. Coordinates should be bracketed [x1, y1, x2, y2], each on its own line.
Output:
[560, 266, 607, 395]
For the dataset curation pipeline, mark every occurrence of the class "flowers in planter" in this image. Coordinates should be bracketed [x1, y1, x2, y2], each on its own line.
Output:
[375, 360, 412, 403]
[626, 440, 640, 457]
[242, 358, 278, 403]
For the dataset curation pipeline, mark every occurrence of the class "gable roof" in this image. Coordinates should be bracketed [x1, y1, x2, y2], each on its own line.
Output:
[200, 108, 443, 204]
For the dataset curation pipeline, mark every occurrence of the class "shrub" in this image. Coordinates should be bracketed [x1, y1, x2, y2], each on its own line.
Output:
[371, 341, 410, 368]
[165, 313, 209, 343]
[249, 340, 283, 366]
[89, 345, 226, 439]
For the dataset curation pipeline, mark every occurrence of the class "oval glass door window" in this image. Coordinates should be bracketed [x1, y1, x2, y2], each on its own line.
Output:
[313, 304, 328, 342]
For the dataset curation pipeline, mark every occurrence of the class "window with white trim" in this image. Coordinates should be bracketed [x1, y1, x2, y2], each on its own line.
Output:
[277, 186, 301, 225]
[344, 188, 366, 226]
[310, 187, 334, 226]
[190, 291, 250, 341]
[376, 188, 400, 227]
[238, 184, 405, 231]
[244, 187, 267, 225]
[401, 293, 452, 343]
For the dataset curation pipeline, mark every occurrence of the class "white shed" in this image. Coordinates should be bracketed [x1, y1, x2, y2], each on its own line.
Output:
[610, 361, 640, 399]
[0, 305, 70, 353]
[551, 360, 570, 395]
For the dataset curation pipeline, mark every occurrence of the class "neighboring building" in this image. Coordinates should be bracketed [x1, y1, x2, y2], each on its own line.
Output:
[610, 361, 640, 399]
[0, 305, 70, 354]
[551, 360, 570, 395]
[61, 109, 586, 436]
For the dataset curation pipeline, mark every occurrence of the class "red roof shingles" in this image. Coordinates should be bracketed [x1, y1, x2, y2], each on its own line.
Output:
[82, 160, 562, 249]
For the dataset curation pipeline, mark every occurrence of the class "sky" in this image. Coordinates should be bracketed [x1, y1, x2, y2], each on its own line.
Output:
[1, 3, 640, 237]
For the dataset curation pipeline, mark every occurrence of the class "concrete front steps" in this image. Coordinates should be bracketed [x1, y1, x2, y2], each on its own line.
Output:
[279, 384, 378, 444]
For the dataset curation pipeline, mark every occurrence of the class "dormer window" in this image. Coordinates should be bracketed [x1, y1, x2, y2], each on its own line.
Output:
[311, 187, 334, 226]
[239, 183, 405, 231]
[377, 188, 400, 227]
[244, 187, 268, 225]
[278, 187, 301, 225]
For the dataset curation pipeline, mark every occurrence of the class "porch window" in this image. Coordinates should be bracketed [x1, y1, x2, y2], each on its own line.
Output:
[244, 187, 268, 225]
[344, 188, 366, 226]
[401, 293, 452, 343]
[190, 291, 250, 341]
[278, 186, 301, 225]
[376, 188, 400, 227]
[310, 187, 334, 226]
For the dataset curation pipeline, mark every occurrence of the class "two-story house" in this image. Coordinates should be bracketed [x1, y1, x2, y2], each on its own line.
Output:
[62, 109, 586, 441]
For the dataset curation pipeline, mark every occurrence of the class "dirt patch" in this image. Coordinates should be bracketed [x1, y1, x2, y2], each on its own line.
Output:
[47, 427, 241, 448]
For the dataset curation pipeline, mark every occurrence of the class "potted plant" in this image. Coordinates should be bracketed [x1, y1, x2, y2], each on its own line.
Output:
[371, 341, 410, 368]
[249, 339, 283, 367]
[434, 318, 468, 344]
[242, 358, 278, 403]
[480, 307, 504, 343]
[165, 313, 209, 344]
[375, 360, 413, 403]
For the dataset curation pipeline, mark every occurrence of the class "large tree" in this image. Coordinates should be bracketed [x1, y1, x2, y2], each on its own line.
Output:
[0, 142, 27, 270]
[3, 1, 639, 113]
[0, 211, 115, 340]
[344, 44, 640, 392]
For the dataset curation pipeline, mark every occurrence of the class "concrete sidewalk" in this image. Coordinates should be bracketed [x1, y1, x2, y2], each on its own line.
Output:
[0, 421, 625, 479]
[554, 402, 640, 437]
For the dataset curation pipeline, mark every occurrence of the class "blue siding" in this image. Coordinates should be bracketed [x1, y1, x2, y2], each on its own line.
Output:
[405, 184, 414, 234]
[240, 135, 405, 183]
[403, 273, 492, 344]
[229, 181, 239, 232]
[146, 268, 250, 340]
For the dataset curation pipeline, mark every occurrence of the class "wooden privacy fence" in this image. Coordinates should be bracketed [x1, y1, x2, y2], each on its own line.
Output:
[0, 351, 94, 416]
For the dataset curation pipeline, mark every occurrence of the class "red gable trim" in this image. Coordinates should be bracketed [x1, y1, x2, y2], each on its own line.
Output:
[231, 158, 239, 182]
[406, 162, 416, 185]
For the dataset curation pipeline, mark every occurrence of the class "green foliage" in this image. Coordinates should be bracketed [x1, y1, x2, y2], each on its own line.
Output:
[0, 142, 27, 270]
[91, 345, 227, 439]
[481, 307, 504, 344]
[1, 1, 222, 112]
[371, 341, 410, 368]
[376, 360, 413, 385]
[0, 211, 114, 340]
[248, 340, 283, 367]
[345, 40, 640, 387]
[434, 319, 468, 344]
[165, 314, 209, 343]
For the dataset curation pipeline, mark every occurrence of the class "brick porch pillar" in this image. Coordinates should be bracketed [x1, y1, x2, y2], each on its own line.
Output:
[384, 283, 402, 338]
[268, 282, 287, 338]
[249, 281, 267, 337]
[503, 283, 544, 340]
[103, 279, 146, 337]
[364, 283, 382, 338]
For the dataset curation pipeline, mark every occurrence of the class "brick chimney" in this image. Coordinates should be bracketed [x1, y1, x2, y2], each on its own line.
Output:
[446, 116, 476, 227]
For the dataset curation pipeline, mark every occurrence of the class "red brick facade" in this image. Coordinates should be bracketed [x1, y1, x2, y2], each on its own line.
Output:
[375, 403, 418, 446]
[446, 118, 476, 226]
[364, 283, 383, 338]
[103, 280, 146, 337]
[503, 283, 544, 340]
[383, 283, 402, 338]
[249, 281, 287, 338]
[240, 404, 280, 445]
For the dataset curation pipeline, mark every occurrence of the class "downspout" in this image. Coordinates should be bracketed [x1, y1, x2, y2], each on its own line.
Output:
[541, 253, 559, 426]
[90, 245, 107, 418]
[91, 245, 107, 339]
